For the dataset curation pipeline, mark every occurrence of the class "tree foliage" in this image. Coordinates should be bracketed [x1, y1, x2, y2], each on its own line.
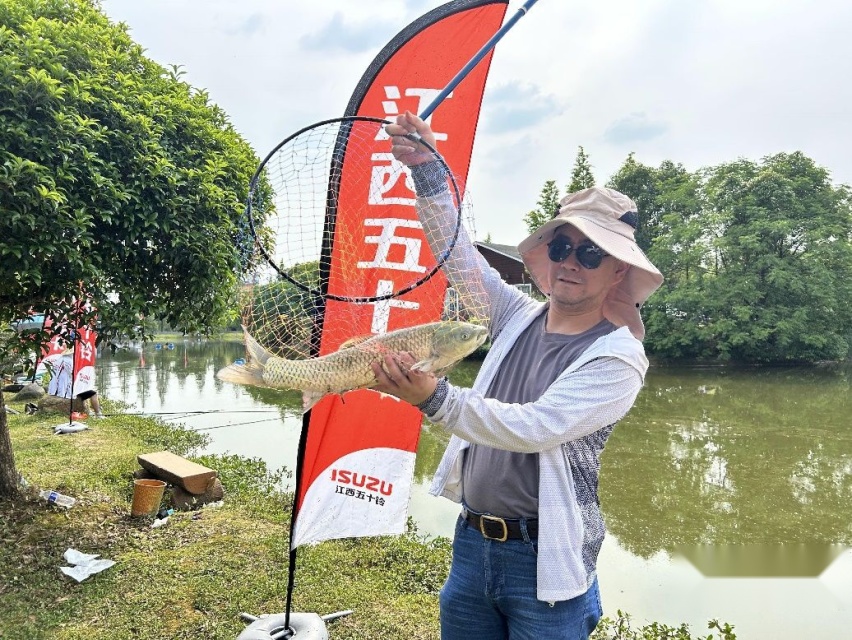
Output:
[698, 153, 852, 361]
[0, 0, 271, 497]
[0, 0, 266, 352]
[567, 145, 595, 193]
[606, 151, 852, 362]
[244, 262, 321, 359]
[523, 179, 560, 234]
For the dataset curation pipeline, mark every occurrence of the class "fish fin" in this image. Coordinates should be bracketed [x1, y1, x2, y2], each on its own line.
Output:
[411, 358, 437, 373]
[373, 390, 402, 403]
[243, 326, 272, 367]
[337, 335, 372, 350]
[301, 390, 326, 412]
[216, 362, 265, 388]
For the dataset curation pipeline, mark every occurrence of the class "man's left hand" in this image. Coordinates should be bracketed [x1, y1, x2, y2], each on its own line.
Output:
[371, 352, 438, 407]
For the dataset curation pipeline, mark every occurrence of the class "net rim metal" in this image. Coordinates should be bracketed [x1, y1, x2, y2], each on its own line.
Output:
[244, 115, 462, 304]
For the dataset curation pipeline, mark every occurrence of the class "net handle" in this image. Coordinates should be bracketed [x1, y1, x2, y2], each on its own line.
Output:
[418, 0, 540, 120]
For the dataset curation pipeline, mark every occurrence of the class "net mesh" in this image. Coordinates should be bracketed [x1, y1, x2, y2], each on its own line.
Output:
[241, 117, 489, 360]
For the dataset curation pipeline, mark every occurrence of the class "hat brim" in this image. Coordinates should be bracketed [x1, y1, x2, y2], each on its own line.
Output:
[518, 218, 663, 340]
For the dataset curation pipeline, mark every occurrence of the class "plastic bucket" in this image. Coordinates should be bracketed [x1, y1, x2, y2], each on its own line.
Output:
[131, 479, 166, 517]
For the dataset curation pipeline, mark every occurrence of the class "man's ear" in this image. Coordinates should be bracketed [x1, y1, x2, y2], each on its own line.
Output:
[611, 261, 630, 285]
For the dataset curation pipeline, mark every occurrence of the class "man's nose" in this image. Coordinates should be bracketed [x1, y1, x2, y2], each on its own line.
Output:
[560, 250, 582, 269]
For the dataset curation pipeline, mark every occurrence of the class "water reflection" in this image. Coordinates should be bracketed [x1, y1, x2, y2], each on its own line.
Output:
[602, 365, 852, 560]
[98, 345, 852, 551]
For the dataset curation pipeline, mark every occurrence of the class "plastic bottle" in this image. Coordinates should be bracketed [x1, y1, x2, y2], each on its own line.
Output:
[39, 489, 76, 508]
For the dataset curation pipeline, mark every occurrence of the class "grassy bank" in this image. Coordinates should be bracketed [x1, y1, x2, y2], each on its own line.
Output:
[0, 397, 735, 640]
[149, 331, 245, 343]
[0, 398, 448, 639]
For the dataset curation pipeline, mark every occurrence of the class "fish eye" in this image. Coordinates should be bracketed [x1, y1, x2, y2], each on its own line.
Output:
[461, 332, 469, 340]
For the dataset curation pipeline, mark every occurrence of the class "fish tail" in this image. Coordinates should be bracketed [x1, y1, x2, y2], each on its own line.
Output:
[216, 361, 264, 388]
[215, 328, 271, 388]
[301, 390, 325, 412]
[243, 326, 272, 368]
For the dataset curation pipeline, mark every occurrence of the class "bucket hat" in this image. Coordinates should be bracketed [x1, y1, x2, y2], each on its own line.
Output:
[517, 186, 663, 339]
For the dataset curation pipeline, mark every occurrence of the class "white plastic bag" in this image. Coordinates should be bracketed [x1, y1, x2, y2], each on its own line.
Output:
[60, 548, 115, 582]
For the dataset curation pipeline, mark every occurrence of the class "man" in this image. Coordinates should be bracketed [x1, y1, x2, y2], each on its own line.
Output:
[371, 112, 663, 639]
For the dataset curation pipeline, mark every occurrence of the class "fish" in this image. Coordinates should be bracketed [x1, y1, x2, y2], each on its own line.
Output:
[216, 321, 488, 410]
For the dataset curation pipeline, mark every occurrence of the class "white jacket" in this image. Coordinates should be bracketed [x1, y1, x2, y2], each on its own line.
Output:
[418, 190, 648, 601]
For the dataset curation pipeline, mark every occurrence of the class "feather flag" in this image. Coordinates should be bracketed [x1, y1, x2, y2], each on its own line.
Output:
[291, 0, 509, 548]
[36, 305, 98, 401]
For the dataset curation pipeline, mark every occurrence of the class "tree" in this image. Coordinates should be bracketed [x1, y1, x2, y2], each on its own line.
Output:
[0, 0, 266, 343]
[0, 0, 270, 496]
[609, 151, 852, 362]
[523, 179, 560, 234]
[699, 153, 852, 361]
[608, 155, 709, 358]
[567, 145, 595, 193]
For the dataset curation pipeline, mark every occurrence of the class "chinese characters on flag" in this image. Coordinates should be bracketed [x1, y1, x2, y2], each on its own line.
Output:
[293, 0, 509, 548]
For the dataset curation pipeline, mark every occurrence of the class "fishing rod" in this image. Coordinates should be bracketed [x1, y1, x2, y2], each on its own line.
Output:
[185, 417, 285, 432]
[106, 409, 283, 416]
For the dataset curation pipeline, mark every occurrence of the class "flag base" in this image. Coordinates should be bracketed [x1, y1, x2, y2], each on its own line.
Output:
[237, 610, 353, 640]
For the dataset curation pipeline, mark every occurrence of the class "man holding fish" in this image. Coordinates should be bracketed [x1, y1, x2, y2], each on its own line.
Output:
[375, 112, 664, 639]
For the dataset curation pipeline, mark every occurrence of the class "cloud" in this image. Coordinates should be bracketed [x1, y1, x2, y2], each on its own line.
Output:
[404, 0, 442, 11]
[226, 13, 264, 37]
[299, 12, 395, 53]
[482, 82, 563, 134]
[603, 112, 668, 144]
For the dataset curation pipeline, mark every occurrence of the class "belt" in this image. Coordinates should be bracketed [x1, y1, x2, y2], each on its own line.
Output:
[464, 510, 538, 542]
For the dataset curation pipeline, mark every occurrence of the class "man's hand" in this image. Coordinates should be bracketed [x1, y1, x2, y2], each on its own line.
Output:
[371, 351, 438, 407]
[385, 111, 438, 167]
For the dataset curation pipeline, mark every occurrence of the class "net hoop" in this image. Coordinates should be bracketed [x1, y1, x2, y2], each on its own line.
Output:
[244, 115, 462, 304]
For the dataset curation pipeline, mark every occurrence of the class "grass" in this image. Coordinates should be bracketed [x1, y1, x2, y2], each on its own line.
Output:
[0, 396, 736, 639]
[0, 397, 450, 639]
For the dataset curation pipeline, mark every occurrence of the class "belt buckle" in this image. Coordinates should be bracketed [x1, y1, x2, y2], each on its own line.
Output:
[479, 515, 508, 542]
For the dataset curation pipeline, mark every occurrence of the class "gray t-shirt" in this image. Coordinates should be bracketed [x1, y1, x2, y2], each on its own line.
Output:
[462, 312, 616, 517]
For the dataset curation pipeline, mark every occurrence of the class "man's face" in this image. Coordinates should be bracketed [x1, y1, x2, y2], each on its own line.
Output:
[546, 225, 628, 313]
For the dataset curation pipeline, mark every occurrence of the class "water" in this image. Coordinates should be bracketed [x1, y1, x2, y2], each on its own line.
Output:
[96, 340, 852, 638]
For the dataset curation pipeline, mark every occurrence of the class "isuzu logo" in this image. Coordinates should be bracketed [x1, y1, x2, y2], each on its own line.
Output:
[330, 469, 394, 496]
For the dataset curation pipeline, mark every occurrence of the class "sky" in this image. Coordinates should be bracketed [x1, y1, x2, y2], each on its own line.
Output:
[98, 0, 852, 244]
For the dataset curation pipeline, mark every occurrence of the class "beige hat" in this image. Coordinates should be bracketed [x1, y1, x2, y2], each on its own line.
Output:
[517, 186, 663, 340]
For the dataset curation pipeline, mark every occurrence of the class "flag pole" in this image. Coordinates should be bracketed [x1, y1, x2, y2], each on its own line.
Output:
[282, 411, 311, 634]
[67, 298, 84, 426]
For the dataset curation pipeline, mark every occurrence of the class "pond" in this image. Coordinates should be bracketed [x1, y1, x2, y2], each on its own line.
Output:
[95, 339, 852, 639]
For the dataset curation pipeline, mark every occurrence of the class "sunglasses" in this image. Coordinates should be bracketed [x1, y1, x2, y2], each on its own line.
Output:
[546, 235, 609, 269]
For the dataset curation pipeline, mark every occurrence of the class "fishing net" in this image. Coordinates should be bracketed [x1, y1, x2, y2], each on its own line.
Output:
[240, 116, 490, 360]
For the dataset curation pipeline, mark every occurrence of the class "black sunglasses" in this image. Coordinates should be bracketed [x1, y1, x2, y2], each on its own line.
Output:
[547, 235, 609, 269]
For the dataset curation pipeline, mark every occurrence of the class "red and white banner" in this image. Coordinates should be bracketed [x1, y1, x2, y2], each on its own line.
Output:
[36, 308, 98, 399]
[71, 324, 97, 396]
[292, 0, 509, 548]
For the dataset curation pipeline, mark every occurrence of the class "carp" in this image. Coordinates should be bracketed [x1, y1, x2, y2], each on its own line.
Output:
[216, 321, 488, 410]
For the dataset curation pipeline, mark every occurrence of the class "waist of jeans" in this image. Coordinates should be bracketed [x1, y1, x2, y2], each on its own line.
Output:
[463, 509, 538, 541]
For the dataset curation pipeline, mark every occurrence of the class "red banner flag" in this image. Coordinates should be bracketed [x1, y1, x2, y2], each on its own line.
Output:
[292, 0, 509, 548]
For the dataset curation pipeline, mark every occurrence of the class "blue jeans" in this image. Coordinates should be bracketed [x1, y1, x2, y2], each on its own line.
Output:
[440, 515, 602, 640]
